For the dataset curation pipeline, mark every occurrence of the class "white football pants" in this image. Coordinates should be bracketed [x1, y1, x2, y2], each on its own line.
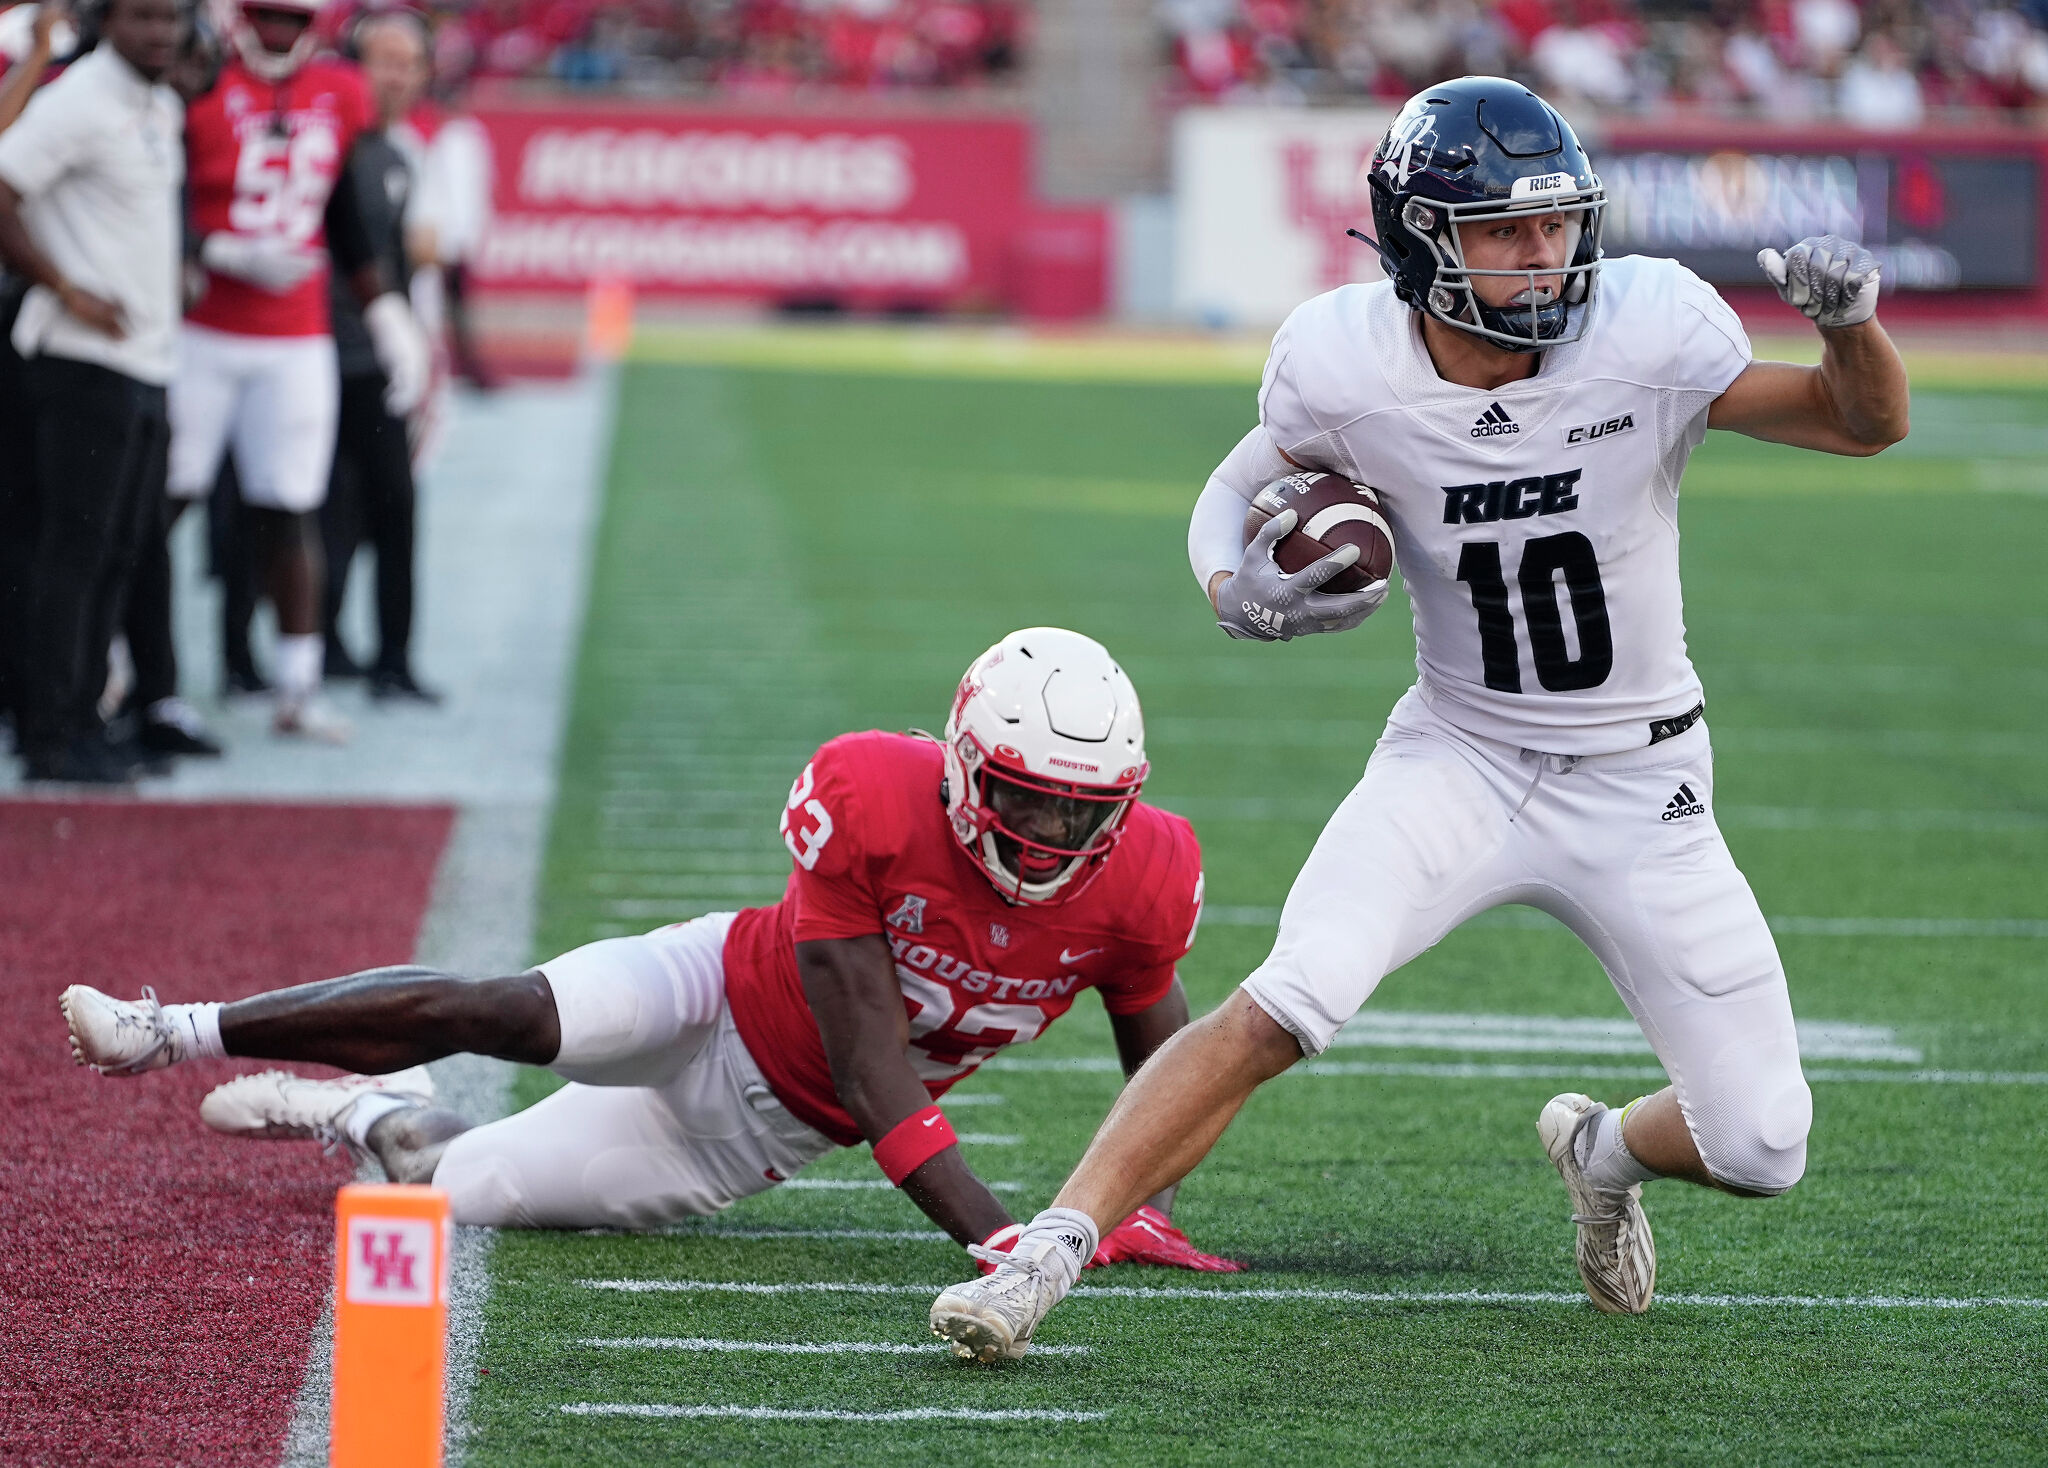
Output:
[1242, 687, 1811, 1195]
[167, 323, 339, 512]
[433, 912, 837, 1229]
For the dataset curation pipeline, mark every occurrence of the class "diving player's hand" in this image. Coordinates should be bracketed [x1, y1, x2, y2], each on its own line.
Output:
[1216, 507, 1387, 642]
[1758, 235, 1879, 329]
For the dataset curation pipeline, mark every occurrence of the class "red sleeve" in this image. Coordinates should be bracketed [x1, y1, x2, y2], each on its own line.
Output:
[784, 739, 886, 943]
[1097, 817, 1204, 1017]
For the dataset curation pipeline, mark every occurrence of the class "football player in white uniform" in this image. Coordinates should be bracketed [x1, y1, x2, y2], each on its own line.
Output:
[931, 75, 1909, 1359]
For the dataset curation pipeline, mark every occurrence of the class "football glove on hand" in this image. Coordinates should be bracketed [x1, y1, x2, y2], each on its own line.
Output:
[200, 232, 323, 294]
[1758, 234, 1880, 328]
[364, 292, 432, 416]
[1089, 1206, 1245, 1273]
[975, 1222, 1023, 1276]
[1216, 507, 1388, 642]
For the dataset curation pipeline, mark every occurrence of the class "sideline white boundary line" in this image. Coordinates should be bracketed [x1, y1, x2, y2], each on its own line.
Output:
[576, 1278, 2048, 1310]
[561, 1404, 1108, 1422]
[578, 1336, 1089, 1356]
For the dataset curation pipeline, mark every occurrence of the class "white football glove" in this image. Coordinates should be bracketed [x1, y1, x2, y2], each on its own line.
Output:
[1216, 508, 1388, 642]
[1757, 234, 1880, 328]
[364, 292, 432, 416]
[199, 232, 323, 294]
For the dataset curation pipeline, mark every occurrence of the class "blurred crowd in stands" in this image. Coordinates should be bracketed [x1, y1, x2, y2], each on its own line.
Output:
[1161, 0, 2048, 121]
[370, 0, 1023, 93]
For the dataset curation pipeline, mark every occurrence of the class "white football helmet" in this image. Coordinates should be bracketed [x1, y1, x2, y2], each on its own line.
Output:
[215, 0, 325, 81]
[941, 628, 1148, 906]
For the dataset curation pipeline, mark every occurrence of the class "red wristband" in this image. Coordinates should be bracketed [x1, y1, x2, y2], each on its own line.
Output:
[873, 1104, 957, 1185]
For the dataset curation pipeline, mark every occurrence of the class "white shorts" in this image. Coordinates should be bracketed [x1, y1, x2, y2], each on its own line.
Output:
[1243, 687, 1811, 1195]
[167, 323, 339, 512]
[433, 913, 837, 1229]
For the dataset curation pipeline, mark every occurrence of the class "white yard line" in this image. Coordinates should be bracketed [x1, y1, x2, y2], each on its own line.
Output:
[783, 1178, 1024, 1191]
[1330, 1011, 1918, 1062]
[1200, 906, 2048, 938]
[577, 1336, 1089, 1355]
[659, 1228, 952, 1241]
[575, 1278, 2048, 1311]
[985, 1055, 2048, 1085]
[270, 374, 615, 1468]
[560, 1405, 1108, 1422]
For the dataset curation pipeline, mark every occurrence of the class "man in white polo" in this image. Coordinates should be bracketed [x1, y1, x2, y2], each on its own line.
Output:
[0, 0, 187, 783]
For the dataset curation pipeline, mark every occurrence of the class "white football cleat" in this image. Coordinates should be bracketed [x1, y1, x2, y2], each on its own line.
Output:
[199, 1066, 436, 1155]
[61, 985, 181, 1075]
[930, 1237, 1073, 1363]
[1539, 1092, 1657, 1315]
[272, 697, 352, 744]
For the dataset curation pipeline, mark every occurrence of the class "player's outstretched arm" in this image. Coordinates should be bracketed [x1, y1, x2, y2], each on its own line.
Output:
[1709, 235, 1909, 457]
[796, 935, 1015, 1247]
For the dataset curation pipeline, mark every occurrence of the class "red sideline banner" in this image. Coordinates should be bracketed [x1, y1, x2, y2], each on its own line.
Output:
[468, 105, 1029, 308]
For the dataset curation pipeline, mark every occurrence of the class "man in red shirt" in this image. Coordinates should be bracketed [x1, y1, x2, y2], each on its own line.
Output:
[61, 628, 1237, 1270]
[166, 0, 428, 739]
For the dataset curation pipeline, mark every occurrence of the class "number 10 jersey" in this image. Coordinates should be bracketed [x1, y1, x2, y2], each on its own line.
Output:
[1259, 254, 1752, 755]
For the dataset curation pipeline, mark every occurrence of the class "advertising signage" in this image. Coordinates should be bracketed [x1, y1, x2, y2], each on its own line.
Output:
[467, 106, 1031, 306]
[1598, 136, 2040, 292]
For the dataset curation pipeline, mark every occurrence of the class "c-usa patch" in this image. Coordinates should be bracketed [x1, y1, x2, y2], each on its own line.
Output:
[1563, 412, 1637, 446]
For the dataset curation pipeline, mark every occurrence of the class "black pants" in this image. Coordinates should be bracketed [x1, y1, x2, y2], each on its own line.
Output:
[120, 487, 178, 710]
[16, 356, 168, 756]
[319, 371, 417, 675]
[0, 279, 35, 724]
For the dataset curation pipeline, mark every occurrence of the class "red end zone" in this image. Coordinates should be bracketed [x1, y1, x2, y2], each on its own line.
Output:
[0, 800, 454, 1468]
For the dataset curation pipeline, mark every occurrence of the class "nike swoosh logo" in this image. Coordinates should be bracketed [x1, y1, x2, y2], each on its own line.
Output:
[921, 1115, 942, 1127]
[1059, 947, 1103, 964]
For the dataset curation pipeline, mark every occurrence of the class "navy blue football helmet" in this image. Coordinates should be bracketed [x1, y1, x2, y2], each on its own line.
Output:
[1362, 76, 1606, 353]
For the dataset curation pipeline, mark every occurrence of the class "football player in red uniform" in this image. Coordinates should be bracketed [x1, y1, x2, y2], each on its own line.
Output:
[61, 628, 1239, 1271]
[165, 0, 429, 739]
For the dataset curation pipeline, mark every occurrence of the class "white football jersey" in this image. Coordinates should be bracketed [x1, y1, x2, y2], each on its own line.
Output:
[1259, 254, 1751, 755]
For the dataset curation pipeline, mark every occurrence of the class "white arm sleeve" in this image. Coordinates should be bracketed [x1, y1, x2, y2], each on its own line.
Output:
[1188, 425, 1292, 594]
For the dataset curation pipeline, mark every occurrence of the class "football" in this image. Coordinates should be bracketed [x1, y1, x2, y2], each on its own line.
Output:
[1242, 473, 1395, 592]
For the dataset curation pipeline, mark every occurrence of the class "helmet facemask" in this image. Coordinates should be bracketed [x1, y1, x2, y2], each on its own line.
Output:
[949, 731, 1141, 904]
[1389, 186, 1605, 353]
[939, 626, 1150, 907]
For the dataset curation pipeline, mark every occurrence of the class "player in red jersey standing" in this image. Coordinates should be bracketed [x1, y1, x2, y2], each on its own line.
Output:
[167, 0, 428, 738]
[61, 628, 1239, 1270]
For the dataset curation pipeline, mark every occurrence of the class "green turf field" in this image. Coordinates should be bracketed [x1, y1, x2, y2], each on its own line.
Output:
[467, 350, 2048, 1464]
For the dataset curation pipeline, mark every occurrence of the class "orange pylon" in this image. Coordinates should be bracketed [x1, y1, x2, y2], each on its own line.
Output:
[330, 1183, 450, 1468]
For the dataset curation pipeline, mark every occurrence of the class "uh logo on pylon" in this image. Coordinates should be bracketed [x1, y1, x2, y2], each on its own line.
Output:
[1282, 140, 1381, 293]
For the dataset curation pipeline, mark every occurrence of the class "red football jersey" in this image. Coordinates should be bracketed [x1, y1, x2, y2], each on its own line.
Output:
[185, 56, 371, 337]
[724, 731, 1204, 1147]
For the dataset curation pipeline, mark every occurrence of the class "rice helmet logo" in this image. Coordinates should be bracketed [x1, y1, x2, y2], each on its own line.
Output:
[1378, 110, 1439, 190]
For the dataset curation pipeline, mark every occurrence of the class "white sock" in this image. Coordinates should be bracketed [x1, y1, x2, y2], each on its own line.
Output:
[342, 1092, 417, 1150]
[1012, 1206, 1100, 1300]
[162, 1002, 225, 1062]
[1576, 1099, 1660, 1192]
[274, 634, 322, 701]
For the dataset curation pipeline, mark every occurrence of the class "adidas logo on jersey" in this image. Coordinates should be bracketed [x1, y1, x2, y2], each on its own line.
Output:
[1471, 402, 1520, 438]
[1565, 412, 1638, 445]
[1662, 783, 1706, 822]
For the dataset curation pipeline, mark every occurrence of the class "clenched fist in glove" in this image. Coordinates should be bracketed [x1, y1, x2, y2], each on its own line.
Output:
[364, 292, 433, 416]
[1216, 507, 1387, 642]
[1758, 234, 1881, 328]
[1090, 1206, 1244, 1273]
